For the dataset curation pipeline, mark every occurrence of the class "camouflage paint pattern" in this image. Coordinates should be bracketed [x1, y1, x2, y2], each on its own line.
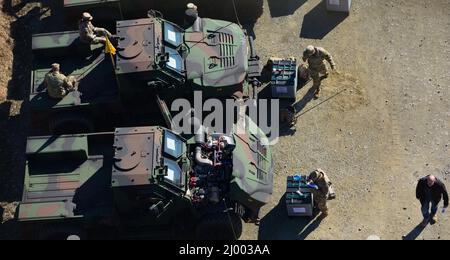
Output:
[112, 127, 163, 187]
[230, 117, 274, 212]
[19, 122, 273, 226]
[20, 134, 102, 221]
[30, 30, 111, 110]
[114, 15, 250, 96]
[185, 18, 248, 89]
[21, 2, 273, 235]
[19, 127, 189, 222]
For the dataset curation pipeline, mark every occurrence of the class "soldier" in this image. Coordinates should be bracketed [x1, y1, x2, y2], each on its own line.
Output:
[78, 12, 112, 44]
[185, 3, 200, 29]
[302, 45, 336, 98]
[44, 63, 78, 99]
[308, 169, 336, 217]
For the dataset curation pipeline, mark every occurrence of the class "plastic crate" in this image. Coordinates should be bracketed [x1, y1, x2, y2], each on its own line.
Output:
[270, 59, 298, 99]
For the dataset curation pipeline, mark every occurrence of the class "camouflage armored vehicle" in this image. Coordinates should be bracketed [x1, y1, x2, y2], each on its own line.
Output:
[18, 117, 273, 240]
[30, 10, 261, 135]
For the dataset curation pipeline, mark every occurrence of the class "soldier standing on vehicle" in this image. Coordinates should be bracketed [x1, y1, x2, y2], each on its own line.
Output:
[416, 175, 448, 227]
[185, 3, 200, 29]
[79, 12, 112, 44]
[45, 63, 78, 99]
[302, 45, 336, 98]
[307, 169, 336, 217]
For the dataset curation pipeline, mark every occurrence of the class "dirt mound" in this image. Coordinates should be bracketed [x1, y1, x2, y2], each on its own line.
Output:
[322, 72, 368, 112]
[0, 202, 18, 224]
[0, 8, 14, 103]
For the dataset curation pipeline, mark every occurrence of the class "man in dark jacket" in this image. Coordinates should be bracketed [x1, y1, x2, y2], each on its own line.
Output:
[416, 175, 449, 226]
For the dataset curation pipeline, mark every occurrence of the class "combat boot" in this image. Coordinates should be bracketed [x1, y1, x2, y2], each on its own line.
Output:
[320, 72, 329, 80]
[314, 89, 321, 99]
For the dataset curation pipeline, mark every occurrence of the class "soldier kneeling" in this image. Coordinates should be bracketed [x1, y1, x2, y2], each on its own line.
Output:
[45, 63, 78, 99]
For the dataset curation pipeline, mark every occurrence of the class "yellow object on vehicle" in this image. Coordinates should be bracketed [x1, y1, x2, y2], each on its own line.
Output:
[104, 37, 116, 55]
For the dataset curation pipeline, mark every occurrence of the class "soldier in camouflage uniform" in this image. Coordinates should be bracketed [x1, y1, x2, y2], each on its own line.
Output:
[44, 63, 77, 99]
[78, 12, 112, 44]
[308, 169, 336, 217]
[302, 45, 336, 98]
[184, 3, 200, 29]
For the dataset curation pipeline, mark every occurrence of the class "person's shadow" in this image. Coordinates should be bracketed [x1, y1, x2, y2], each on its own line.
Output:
[258, 196, 325, 240]
[293, 84, 318, 115]
[300, 0, 349, 39]
[402, 224, 426, 240]
[268, 0, 307, 18]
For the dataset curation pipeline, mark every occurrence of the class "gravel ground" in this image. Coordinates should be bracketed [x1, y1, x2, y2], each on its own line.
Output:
[242, 0, 450, 240]
[1, 0, 449, 240]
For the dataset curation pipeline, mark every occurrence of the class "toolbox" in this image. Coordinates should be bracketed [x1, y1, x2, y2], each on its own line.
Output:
[286, 175, 315, 217]
[270, 58, 299, 99]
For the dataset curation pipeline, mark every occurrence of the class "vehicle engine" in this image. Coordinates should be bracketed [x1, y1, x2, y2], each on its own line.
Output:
[188, 132, 236, 206]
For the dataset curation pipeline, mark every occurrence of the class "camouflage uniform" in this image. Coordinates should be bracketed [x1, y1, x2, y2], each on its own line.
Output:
[309, 169, 335, 216]
[79, 19, 112, 44]
[302, 46, 336, 96]
[45, 71, 77, 99]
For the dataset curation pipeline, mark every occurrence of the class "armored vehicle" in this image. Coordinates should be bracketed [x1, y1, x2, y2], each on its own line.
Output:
[18, 117, 273, 240]
[30, 11, 261, 135]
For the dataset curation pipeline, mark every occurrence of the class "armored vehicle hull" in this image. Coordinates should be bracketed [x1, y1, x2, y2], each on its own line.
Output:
[19, 119, 273, 240]
[30, 13, 261, 135]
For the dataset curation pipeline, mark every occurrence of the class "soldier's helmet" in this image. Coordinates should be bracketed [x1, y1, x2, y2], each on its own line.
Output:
[185, 3, 199, 25]
[304, 45, 316, 57]
[82, 12, 93, 21]
[51, 63, 60, 72]
[308, 169, 323, 182]
[187, 3, 198, 11]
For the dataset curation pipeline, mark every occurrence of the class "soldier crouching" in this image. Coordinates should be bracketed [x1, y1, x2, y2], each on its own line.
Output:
[79, 12, 112, 44]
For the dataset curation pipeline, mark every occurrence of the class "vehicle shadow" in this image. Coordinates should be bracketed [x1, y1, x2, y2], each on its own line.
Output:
[300, 0, 348, 39]
[268, 0, 307, 18]
[402, 224, 426, 240]
[258, 196, 324, 240]
[0, 220, 20, 240]
[0, 0, 43, 202]
[0, 102, 12, 122]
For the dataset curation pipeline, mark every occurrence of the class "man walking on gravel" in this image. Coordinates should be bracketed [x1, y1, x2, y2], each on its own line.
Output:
[416, 175, 448, 227]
